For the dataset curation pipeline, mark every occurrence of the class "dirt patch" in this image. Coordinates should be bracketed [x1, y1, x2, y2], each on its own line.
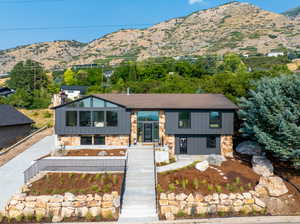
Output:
[27, 173, 123, 196]
[158, 159, 260, 195]
[66, 149, 126, 157]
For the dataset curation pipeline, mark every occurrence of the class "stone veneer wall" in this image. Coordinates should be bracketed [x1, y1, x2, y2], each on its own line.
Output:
[130, 111, 137, 144]
[220, 135, 234, 158]
[159, 111, 166, 144]
[5, 192, 120, 222]
[59, 135, 129, 146]
[159, 191, 266, 220]
[164, 135, 175, 159]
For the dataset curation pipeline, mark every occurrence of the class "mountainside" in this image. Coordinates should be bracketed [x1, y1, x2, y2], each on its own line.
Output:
[1, 1, 300, 73]
[283, 6, 300, 20]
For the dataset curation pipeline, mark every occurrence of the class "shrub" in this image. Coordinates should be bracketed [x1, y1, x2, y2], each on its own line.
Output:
[176, 210, 186, 217]
[201, 179, 207, 185]
[157, 184, 164, 193]
[35, 214, 44, 222]
[180, 179, 189, 189]
[68, 173, 74, 178]
[239, 186, 245, 192]
[215, 185, 222, 193]
[43, 111, 52, 118]
[15, 215, 24, 222]
[207, 184, 214, 191]
[95, 173, 101, 180]
[103, 184, 112, 193]
[168, 183, 176, 192]
[192, 178, 199, 190]
[112, 175, 118, 185]
[91, 184, 100, 192]
[235, 177, 241, 185]
[247, 183, 252, 189]
[0, 213, 4, 223]
[85, 212, 94, 221]
[81, 173, 86, 179]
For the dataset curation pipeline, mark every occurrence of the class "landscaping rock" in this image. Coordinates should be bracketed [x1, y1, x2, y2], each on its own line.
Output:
[64, 192, 75, 202]
[236, 141, 262, 156]
[165, 212, 175, 221]
[252, 156, 274, 177]
[8, 207, 22, 218]
[98, 151, 108, 156]
[89, 207, 101, 217]
[206, 155, 226, 166]
[101, 207, 115, 218]
[257, 176, 288, 197]
[52, 215, 64, 223]
[195, 161, 209, 171]
[76, 207, 88, 217]
[254, 197, 266, 208]
[23, 207, 34, 217]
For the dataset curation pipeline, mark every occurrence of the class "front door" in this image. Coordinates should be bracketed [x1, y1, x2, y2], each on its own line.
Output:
[179, 137, 188, 154]
[144, 123, 153, 142]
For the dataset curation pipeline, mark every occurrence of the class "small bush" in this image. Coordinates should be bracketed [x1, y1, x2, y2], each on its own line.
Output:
[157, 184, 164, 193]
[95, 173, 101, 180]
[192, 178, 199, 190]
[201, 179, 207, 185]
[81, 173, 86, 179]
[68, 173, 74, 178]
[168, 183, 176, 192]
[24, 214, 34, 222]
[16, 215, 24, 222]
[215, 185, 222, 193]
[207, 184, 214, 192]
[180, 179, 189, 189]
[43, 111, 52, 118]
[103, 184, 112, 193]
[175, 179, 180, 185]
[85, 212, 93, 221]
[247, 183, 252, 189]
[112, 175, 118, 185]
[91, 184, 100, 192]
[235, 177, 241, 185]
[239, 186, 245, 192]
[35, 214, 44, 222]
[176, 210, 186, 217]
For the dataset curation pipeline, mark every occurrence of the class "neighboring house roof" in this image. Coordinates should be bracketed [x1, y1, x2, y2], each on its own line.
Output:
[0, 104, 34, 127]
[61, 85, 87, 94]
[0, 87, 15, 97]
[53, 94, 238, 110]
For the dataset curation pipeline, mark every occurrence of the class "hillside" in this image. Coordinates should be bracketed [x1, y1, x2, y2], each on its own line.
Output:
[1, 2, 300, 73]
[283, 6, 300, 19]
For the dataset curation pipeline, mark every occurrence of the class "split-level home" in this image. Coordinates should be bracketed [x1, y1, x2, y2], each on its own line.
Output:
[52, 94, 238, 157]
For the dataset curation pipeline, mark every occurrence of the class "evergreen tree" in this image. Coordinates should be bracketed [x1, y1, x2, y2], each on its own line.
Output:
[239, 74, 300, 168]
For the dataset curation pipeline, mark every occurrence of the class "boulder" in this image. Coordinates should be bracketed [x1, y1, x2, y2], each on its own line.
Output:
[64, 192, 75, 202]
[254, 197, 266, 208]
[236, 141, 262, 156]
[252, 156, 274, 177]
[195, 161, 209, 171]
[8, 207, 22, 218]
[76, 207, 88, 217]
[23, 207, 35, 217]
[257, 176, 288, 197]
[61, 207, 74, 218]
[206, 155, 226, 166]
[89, 207, 101, 217]
[52, 216, 64, 223]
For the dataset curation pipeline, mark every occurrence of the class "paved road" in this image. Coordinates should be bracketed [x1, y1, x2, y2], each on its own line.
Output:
[0, 135, 55, 211]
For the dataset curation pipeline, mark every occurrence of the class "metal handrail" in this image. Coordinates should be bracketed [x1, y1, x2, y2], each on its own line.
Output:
[153, 144, 159, 215]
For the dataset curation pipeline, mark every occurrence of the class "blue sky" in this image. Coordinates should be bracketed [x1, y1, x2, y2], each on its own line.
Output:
[0, 0, 299, 50]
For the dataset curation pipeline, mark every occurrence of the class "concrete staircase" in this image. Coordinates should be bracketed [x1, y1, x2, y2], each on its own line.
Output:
[118, 148, 158, 222]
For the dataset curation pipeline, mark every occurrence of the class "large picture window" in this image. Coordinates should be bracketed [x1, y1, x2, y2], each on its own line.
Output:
[79, 111, 91, 127]
[66, 111, 77, 127]
[209, 111, 222, 128]
[92, 111, 104, 127]
[106, 111, 118, 127]
[178, 112, 191, 129]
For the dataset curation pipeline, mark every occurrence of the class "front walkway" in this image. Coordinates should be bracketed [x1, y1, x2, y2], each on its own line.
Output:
[119, 147, 158, 222]
[0, 135, 55, 211]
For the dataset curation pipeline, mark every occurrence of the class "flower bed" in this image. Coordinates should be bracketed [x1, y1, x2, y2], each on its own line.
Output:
[65, 149, 126, 157]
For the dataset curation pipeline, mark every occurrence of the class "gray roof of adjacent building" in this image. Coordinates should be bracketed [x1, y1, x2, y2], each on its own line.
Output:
[0, 104, 34, 127]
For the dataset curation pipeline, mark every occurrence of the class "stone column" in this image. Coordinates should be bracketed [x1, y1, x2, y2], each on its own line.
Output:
[130, 111, 138, 145]
[159, 110, 166, 145]
[220, 135, 234, 158]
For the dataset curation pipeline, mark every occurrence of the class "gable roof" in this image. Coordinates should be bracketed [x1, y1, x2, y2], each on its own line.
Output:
[0, 104, 34, 127]
[53, 94, 238, 110]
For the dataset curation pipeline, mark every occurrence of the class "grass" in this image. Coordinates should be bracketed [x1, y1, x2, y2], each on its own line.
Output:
[18, 108, 54, 128]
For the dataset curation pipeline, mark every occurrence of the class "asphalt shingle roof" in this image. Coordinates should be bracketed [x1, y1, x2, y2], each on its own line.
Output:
[0, 104, 34, 127]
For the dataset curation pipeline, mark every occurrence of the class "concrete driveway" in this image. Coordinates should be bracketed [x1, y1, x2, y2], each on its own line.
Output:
[0, 135, 55, 211]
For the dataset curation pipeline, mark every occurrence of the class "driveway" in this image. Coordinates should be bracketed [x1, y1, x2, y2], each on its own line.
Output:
[0, 135, 55, 211]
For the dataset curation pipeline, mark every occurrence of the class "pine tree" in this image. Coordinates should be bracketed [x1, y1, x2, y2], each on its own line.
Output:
[239, 74, 300, 168]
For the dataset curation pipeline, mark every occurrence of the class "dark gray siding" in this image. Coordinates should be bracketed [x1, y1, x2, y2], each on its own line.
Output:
[175, 135, 220, 155]
[165, 110, 234, 135]
[55, 106, 131, 135]
[0, 124, 32, 149]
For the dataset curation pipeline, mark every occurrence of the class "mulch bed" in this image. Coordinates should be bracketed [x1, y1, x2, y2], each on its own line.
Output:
[158, 159, 260, 195]
[66, 149, 126, 157]
[27, 173, 123, 196]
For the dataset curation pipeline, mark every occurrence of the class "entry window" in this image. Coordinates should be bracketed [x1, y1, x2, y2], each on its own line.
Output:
[209, 111, 222, 128]
[106, 111, 118, 127]
[81, 136, 93, 145]
[79, 111, 92, 127]
[94, 136, 105, 145]
[92, 111, 104, 127]
[66, 111, 77, 127]
[207, 136, 217, 148]
[178, 112, 191, 129]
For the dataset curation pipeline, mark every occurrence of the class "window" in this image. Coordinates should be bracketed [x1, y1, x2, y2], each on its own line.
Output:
[106, 111, 118, 127]
[207, 136, 216, 148]
[92, 111, 105, 127]
[178, 112, 191, 129]
[92, 98, 105, 107]
[81, 136, 93, 145]
[209, 111, 222, 128]
[106, 102, 118, 108]
[66, 111, 77, 127]
[78, 98, 92, 108]
[94, 136, 105, 145]
[79, 111, 91, 127]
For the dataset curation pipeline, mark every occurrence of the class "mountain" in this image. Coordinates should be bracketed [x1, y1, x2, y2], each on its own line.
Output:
[282, 6, 300, 19]
[1, 2, 300, 73]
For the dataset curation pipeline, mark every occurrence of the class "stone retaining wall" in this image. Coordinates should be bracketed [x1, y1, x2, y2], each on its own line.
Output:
[5, 192, 120, 222]
[159, 191, 266, 220]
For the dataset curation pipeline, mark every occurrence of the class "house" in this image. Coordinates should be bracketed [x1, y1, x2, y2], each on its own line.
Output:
[0, 87, 15, 97]
[52, 94, 238, 157]
[0, 105, 34, 149]
[61, 85, 87, 100]
[267, 52, 284, 57]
